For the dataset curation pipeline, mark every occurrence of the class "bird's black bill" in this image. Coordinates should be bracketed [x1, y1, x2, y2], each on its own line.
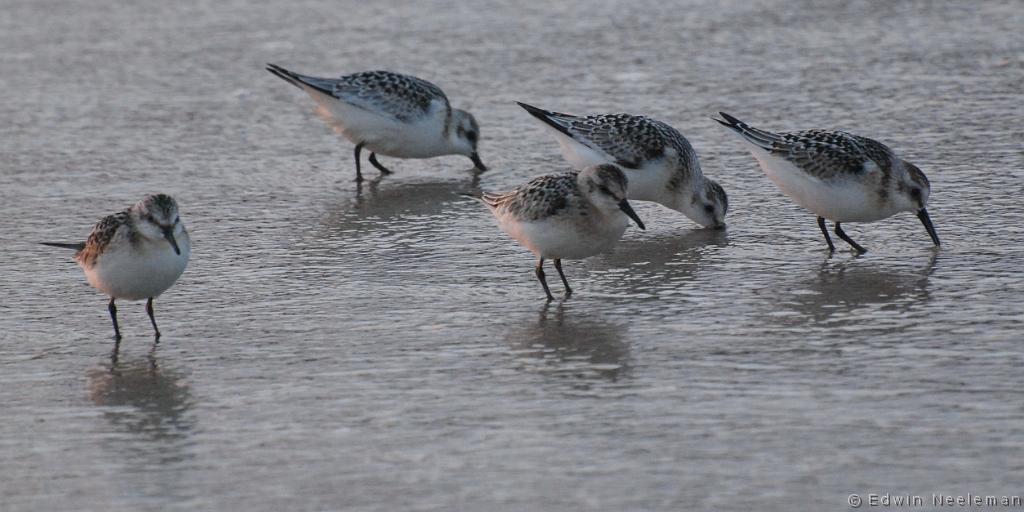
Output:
[917, 208, 940, 246]
[470, 152, 486, 171]
[162, 227, 181, 255]
[618, 199, 645, 230]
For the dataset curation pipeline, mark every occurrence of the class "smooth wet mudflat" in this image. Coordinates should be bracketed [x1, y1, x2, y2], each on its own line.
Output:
[1, 0, 1022, 510]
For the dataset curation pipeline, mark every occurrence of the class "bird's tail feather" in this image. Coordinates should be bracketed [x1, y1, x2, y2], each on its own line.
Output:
[515, 101, 578, 139]
[40, 242, 85, 251]
[459, 191, 504, 208]
[266, 63, 335, 96]
[713, 112, 779, 152]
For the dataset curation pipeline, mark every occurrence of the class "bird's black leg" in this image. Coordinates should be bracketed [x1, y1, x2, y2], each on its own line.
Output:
[353, 142, 365, 182]
[834, 222, 867, 254]
[108, 298, 122, 341]
[818, 216, 836, 252]
[553, 259, 572, 297]
[535, 257, 555, 301]
[146, 297, 161, 341]
[368, 152, 392, 175]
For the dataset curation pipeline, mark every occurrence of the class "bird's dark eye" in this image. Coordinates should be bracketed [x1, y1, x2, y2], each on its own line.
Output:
[174, 216, 180, 224]
[598, 186, 612, 196]
[910, 188, 921, 198]
[704, 204, 714, 213]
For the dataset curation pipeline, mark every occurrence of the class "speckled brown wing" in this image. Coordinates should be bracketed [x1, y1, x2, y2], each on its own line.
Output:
[76, 210, 134, 268]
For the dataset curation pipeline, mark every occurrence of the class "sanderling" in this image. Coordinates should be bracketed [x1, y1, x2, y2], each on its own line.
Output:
[463, 164, 645, 301]
[267, 64, 485, 181]
[714, 112, 939, 253]
[516, 101, 727, 229]
[42, 194, 191, 341]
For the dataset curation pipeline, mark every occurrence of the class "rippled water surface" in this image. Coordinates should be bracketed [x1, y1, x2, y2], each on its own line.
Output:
[2, 0, 1023, 510]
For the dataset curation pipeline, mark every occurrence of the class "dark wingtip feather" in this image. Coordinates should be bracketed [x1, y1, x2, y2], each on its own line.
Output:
[40, 242, 85, 251]
[515, 101, 552, 120]
[515, 101, 575, 139]
[265, 63, 334, 96]
[266, 63, 303, 89]
[716, 112, 744, 127]
[713, 112, 780, 152]
[719, 112, 739, 121]
[712, 112, 752, 137]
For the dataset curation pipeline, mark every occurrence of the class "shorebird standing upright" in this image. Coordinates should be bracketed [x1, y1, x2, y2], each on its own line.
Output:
[42, 194, 191, 341]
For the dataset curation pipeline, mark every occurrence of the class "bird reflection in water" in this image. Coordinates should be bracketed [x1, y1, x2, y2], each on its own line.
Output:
[783, 251, 939, 326]
[87, 343, 195, 450]
[600, 224, 729, 270]
[591, 228, 728, 298]
[508, 302, 632, 386]
[320, 175, 483, 235]
[353, 171, 482, 210]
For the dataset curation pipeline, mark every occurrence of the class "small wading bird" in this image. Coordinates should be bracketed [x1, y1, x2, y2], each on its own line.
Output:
[463, 164, 645, 301]
[714, 112, 939, 253]
[42, 194, 190, 341]
[267, 64, 485, 182]
[516, 101, 728, 229]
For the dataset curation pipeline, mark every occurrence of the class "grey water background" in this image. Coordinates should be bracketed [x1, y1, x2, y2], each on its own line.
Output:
[1, 0, 1022, 510]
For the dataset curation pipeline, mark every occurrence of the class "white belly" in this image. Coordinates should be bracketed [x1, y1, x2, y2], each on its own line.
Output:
[498, 211, 629, 260]
[306, 89, 450, 158]
[84, 234, 190, 300]
[755, 153, 894, 223]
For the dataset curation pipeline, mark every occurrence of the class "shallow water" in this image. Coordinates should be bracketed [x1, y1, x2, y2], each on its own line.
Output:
[1, 0, 1023, 510]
